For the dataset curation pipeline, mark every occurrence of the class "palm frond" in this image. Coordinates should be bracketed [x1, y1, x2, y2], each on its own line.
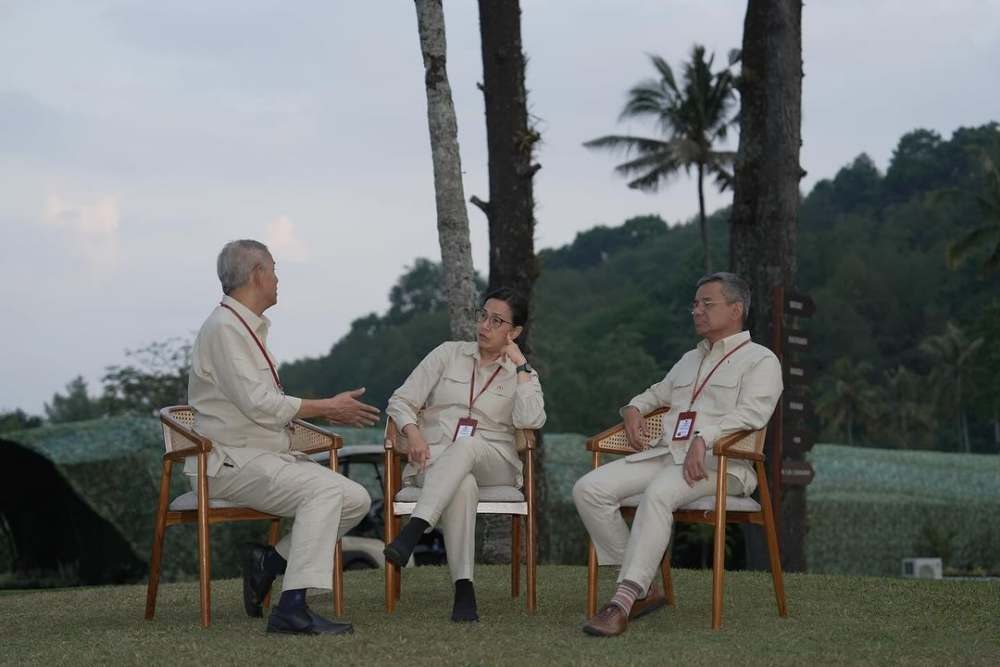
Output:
[947, 226, 1000, 268]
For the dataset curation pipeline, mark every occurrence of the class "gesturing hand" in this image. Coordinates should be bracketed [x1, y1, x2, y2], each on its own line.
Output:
[623, 407, 651, 451]
[682, 436, 708, 487]
[322, 387, 381, 427]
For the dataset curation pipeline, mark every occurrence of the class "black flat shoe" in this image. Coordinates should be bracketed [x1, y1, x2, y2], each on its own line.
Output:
[382, 541, 410, 568]
[241, 543, 277, 618]
[266, 606, 354, 636]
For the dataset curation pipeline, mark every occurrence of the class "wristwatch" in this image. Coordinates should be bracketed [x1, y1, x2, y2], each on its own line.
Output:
[516, 362, 533, 374]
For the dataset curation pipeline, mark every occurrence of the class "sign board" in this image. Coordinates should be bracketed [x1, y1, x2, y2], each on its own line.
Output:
[785, 329, 810, 349]
[784, 394, 813, 419]
[783, 429, 815, 456]
[784, 292, 816, 318]
[783, 363, 810, 386]
[781, 460, 815, 486]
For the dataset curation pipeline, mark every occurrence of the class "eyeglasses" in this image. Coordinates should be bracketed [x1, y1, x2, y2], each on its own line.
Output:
[690, 299, 733, 315]
[475, 308, 513, 330]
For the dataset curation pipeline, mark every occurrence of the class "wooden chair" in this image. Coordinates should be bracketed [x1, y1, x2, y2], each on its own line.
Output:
[383, 418, 537, 613]
[585, 407, 787, 630]
[144, 405, 346, 628]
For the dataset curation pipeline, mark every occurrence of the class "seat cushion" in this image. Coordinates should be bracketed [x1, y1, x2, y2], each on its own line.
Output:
[395, 485, 524, 503]
[169, 492, 244, 512]
[621, 493, 761, 512]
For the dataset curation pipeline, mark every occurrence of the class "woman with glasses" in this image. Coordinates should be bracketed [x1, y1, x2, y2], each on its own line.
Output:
[383, 287, 546, 622]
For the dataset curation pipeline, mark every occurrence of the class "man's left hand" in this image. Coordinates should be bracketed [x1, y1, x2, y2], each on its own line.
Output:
[682, 436, 708, 487]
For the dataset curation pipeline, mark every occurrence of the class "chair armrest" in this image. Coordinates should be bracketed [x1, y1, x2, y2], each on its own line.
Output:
[515, 429, 537, 452]
[712, 428, 767, 461]
[159, 409, 213, 461]
[585, 407, 669, 455]
[290, 419, 343, 456]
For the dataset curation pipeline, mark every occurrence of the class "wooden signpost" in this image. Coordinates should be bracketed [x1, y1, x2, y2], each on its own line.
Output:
[770, 287, 816, 560]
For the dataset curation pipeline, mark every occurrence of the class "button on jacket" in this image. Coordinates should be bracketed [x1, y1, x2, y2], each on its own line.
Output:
[622, 330, 783, 496]
[386, 341, 546, 486]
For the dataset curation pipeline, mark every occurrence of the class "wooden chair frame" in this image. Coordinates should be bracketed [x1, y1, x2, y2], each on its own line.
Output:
[144, 405, 345, 628]
[383, 418, 538, 613]
[584, 407, 787, 629]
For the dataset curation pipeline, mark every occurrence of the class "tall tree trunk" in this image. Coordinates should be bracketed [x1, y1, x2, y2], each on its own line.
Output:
[697, 163, 711, 272]
[473, 0, 546, 564]
[730, 0, 804, 571]
[414, 0, 477, 341]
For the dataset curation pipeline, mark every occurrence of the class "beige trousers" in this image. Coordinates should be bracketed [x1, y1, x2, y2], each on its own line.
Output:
[572, 451, 745, 591]
[201, 452, 371, 592]
[410, 435, 518, 582]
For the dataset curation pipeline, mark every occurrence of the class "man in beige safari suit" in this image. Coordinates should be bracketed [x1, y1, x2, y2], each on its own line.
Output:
[573, 272, 783, 637]
[188, 239, 380, 636]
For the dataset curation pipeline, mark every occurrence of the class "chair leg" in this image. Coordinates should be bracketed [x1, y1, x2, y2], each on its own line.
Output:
[333, 540, 344, 617]
[144, 461, 173, 620]
[711, 455, 728, 631]
[384, 510, 397, 613]
[757, 461, 788, 618]
[526, 512, 536, 613]
[586, 540, 598, 618]
[393, 515, 402, 602]
[660, 548, 675, 607]
[511, 515, 521, 598]
[196, 455, 211, 628]
[262, 518, 280, 609]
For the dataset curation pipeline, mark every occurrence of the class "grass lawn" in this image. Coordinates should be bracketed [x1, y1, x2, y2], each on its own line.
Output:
[1, 565, 997, 665]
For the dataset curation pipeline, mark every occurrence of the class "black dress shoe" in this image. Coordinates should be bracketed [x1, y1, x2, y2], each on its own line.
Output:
[241, 543, 277, 618]
[266, 606, 354, 636]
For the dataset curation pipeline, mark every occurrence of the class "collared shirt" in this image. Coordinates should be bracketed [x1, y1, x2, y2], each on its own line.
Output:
[386, 341, 546, 484]
[621, 330, 783, 495]
[185, 295, 302, 476]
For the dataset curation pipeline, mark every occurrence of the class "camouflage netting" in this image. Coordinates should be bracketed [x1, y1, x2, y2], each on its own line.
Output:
[2, 418, 996, 586]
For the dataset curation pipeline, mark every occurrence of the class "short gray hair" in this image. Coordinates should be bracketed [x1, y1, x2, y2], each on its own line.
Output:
[217, 240, 270, 295]
[696, 272, 751, 323]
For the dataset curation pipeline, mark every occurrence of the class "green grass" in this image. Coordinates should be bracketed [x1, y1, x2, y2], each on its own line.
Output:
[1, 566, 997, 665]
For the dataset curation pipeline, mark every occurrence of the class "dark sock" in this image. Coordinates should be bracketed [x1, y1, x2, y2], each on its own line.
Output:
[277, 588, 306, 612]
[451, 578, 479, 622]
[385, 517, 430, 565]
[262, 547, 287, 575]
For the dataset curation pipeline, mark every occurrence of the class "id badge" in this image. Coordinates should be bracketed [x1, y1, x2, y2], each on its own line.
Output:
[672, 411, 697, 441]
[453, 417, 478, 441]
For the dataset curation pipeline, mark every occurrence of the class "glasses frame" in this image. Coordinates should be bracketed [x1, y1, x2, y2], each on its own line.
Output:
[475, 307, 514, 330]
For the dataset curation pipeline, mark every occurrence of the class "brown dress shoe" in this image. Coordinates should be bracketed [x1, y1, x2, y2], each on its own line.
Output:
[583, 603, 629, 637]
[629, 583, 667, 621]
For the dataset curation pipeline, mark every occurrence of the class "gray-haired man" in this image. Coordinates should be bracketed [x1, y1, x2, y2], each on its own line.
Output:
[573, 272, 783, 637]
[187, 239, 380, 635]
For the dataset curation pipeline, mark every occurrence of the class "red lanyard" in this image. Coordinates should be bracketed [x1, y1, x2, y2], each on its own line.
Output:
[468, 361, 503, 416]
[688, 339, 750, 408]
[220, 302, 283, 392]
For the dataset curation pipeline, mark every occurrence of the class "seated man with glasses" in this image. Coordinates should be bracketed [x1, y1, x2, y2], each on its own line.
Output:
[572, 272, 783, 637]
[383, 287, 546, 622]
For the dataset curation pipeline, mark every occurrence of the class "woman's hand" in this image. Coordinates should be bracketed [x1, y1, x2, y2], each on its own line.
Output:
[403, 425, 431, 472]
[503, 333, 528, 368]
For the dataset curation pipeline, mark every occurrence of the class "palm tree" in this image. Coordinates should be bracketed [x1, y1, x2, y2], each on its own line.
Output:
[584, 45, 737, 272]
[920, 322, 984, 452]
[815, 358, 884, 447]
[947, 152, 1000, 275]
[882, 365, 934, 448]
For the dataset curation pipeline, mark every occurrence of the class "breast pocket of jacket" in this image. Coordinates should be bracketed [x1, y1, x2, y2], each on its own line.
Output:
[703, 370, 740, 411]
[476, 379, 514, 423]
[668, 370, 697, 410]
[433, 366, 473, 407]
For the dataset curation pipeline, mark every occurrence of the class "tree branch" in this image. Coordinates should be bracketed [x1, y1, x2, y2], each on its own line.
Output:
[470, 195, 491, 216]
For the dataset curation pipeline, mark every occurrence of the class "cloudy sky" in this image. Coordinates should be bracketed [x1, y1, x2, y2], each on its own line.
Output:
[2, 1, 998, 414]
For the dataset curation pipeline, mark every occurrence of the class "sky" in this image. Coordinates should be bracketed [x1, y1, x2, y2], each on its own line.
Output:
[1, 1, 998, 415]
